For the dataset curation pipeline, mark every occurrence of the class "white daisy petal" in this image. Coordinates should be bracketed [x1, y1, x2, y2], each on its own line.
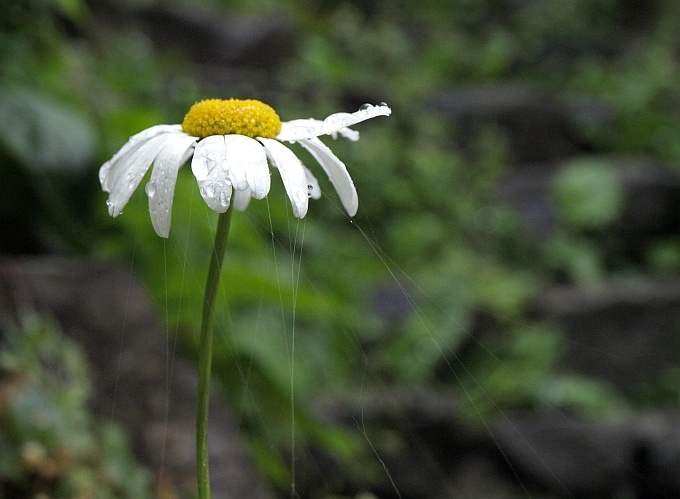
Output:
[233, 187, 252, 211]
[223, 135, 270, 199]
[101, 100, 389, 232]
[320, 103, 391, 138]
[335, 127, 360, 141]
[276, 103, 391, 142]
[298, 137, 358, 216]
[258, 137, 309, 218]
[304, 166, 322, 200]
[277, 119, 324, 142]
[146, 133, 197, 238]
[191, 136, 233, 213]
[99, 125, 184, 191]
[105, 131, 185, 218]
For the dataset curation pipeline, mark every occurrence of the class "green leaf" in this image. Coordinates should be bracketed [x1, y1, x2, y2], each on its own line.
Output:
[551, 158, 624, 230]
[0, 86, 96, 174]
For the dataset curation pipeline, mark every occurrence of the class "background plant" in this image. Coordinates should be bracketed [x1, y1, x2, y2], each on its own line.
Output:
[3, 0, 680, 495]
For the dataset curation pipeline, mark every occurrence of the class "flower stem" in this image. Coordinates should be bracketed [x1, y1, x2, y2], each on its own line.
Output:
[197, 205, 234, 499]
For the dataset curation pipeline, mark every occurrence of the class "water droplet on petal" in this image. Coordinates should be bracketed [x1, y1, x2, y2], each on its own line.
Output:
[359, 103, 372, 111]
[145, 181, 157, 197]
[219, 190, 230, 207]
[307, 184, 314, 198]
[206, 157, 218, 174]
[379, 101, 388, 107]
[205, 184, 215, 198]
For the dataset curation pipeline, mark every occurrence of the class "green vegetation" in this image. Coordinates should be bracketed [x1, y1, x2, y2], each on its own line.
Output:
[0, 317, 153, 497]
[3, 0, 680, 495]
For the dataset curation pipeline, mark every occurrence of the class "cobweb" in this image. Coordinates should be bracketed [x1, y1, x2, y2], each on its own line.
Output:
[115, 171, 635, 499]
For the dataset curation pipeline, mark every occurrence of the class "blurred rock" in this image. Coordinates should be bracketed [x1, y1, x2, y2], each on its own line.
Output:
[0, 256, 275, 499]
[314, 387, 680, 498]
[430, 85, 612, 163]
[134, 5, 297, 69]
[498, 156, 680, 259]
[495, 412, 630, 497]
[314, 388, 516, 498]
[86, 0, 297, 94]
[533, 277, 680, 395]
[631, 412, 680, 498]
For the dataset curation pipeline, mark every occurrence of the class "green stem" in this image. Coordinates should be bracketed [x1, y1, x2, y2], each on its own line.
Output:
[197, 205, 234, 499]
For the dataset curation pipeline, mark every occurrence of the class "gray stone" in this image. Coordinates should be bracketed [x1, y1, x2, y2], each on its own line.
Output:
[498, 156, 680, 257]
[533, 277, 680, 395]
[429, 85, 603, 163]
[0, 256, 275, 499]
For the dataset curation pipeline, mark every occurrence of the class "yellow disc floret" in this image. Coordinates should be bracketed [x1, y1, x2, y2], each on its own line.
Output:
[181, 98, 282, 139]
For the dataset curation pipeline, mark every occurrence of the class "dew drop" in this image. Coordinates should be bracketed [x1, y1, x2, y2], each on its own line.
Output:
[145, 181, 157, 197]
[206, 157, 218, 173]
[379, 101, 388, 107]
[359, 103, 373, 111]
[205, 184, 215, 198]
[219, 190, 229, 207]
[307, 184, 314, 198]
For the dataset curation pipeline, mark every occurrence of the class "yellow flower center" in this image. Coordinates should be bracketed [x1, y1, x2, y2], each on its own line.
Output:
[181, 98, 282, 139]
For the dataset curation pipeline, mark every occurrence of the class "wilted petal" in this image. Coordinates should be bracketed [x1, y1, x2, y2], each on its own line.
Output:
[191, 136, 233, 213]
[258, 137, 308, 218]
[146, 134, 196, 238]
[298, 137, 358, 216]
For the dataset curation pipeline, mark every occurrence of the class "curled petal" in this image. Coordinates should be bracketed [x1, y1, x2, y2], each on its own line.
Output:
[298, 137, 358, 216]
[277, 103, 391, 142]
[277, 118, 323, 142]
[191, 136, 233, 213]
[320, 103, 391, 138]
[146, 133, 197, 238]
[258, 137, 309, 218]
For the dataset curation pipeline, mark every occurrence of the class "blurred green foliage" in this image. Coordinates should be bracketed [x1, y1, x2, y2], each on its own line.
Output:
[0, 316, 153, 498]
[3, 0, 680, 494]
[551, 158, 624, 230]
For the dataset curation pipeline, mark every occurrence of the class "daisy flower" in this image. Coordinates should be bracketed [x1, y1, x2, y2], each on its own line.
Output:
[99, 99, 391, 237]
